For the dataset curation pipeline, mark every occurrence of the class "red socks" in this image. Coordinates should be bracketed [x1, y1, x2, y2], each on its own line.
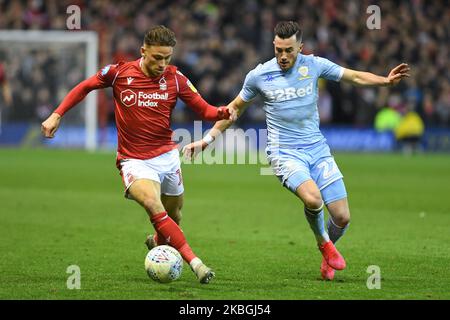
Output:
[150, 212, 196, 263]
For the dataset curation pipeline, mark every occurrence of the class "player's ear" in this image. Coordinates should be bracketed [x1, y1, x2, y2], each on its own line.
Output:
[298, 43, 304, 53]
[140, 46, 145, 57]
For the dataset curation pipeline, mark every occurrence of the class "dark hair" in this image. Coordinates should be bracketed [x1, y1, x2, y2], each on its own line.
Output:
[274, 21, 302, 42]
[144, 25, 177, 47]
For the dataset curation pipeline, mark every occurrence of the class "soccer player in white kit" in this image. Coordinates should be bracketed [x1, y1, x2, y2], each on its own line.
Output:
[184, 21, 409, 280]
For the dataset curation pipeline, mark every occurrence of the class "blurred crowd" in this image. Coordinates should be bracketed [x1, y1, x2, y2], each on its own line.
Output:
[0, 0, 449, 128]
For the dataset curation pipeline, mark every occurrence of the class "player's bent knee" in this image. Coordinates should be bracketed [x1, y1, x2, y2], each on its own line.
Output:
[296, 181, 323, 209]
[302, 193, 323, 210]
[335, 216, 350, 227]
[333, 211, 351, 227]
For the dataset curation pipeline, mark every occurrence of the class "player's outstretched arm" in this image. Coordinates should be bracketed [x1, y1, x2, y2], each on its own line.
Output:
[342, 63, 410, 87]
[41, 75, 104, 138]
[182, 96, 249, 160]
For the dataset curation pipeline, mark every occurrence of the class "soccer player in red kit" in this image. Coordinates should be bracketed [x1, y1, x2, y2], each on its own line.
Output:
[41, 25, 233, 284]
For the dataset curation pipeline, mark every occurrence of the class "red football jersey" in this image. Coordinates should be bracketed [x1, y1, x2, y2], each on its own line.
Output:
[55, 58, 224, 161]
[98, 59, 188, 160]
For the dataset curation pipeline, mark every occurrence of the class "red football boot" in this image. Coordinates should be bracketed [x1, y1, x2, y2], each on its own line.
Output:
[320, 258, 335, 280]
[318, 241, 346, 270]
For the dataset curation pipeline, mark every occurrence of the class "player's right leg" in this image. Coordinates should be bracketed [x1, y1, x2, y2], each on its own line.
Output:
[295, 179, 329, 245]
[128, 179, 214, 284]
[267, 147, 329, 245]
[267, 146, 345, 272]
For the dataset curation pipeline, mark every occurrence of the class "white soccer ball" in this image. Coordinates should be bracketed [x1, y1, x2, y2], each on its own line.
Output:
[145, 245, 183, 283]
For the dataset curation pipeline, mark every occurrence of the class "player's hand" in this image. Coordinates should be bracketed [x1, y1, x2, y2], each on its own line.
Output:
[217, 105, 238, 121]
[217, 106, 230, 120]
[386, 63, 410, 86]
[182, 140, 208, 161]
[227, 105, 238, 121]
[41, 112, 61, 138]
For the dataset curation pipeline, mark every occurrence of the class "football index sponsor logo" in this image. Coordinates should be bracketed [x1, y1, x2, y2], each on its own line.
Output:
[137, 92, 168, 107]
[120, 89, 137, 107]
[120, 89, 169, 108]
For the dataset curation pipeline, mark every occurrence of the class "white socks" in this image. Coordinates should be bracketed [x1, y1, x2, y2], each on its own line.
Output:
[190, 257, 203, 270]
[304, 202, 330, 244]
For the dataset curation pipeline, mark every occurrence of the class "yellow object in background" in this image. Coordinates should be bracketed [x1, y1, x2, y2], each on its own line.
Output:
[374, 107, 402, 132]
[395, 111, 425, 140]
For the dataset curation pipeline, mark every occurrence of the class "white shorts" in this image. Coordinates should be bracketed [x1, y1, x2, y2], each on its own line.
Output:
[118, 149, 184, 199]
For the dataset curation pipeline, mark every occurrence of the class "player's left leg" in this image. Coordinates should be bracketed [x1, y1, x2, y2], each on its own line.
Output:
[159, 150, 215, 283]
[148, 156, 185, 248]
[161, 193, 183, 224]
[146, 194, 184, 248]
[326, 198, 350, 244]
[267, 145, 345, 271]
[321, 178, 350, 244]
[295, 179, 330, 245]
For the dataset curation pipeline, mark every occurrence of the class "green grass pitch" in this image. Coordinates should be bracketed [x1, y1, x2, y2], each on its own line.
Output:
[0, 148, 449, 299]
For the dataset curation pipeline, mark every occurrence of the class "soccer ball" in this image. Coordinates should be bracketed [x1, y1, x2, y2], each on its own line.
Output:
[145, 245, 183, 283]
